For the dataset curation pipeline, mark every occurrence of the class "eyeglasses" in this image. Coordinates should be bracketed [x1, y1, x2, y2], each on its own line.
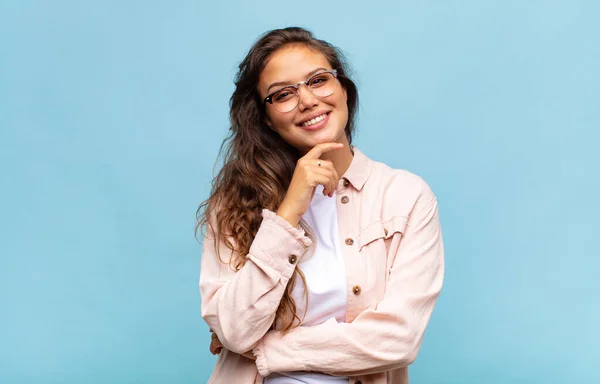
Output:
[263, 69, 338, 113]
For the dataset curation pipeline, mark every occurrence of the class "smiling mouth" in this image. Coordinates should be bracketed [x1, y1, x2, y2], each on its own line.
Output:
[299, 112, 330, 127]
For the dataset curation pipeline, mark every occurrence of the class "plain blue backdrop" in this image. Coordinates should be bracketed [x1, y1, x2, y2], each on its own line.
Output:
[1, 1, 598, 383]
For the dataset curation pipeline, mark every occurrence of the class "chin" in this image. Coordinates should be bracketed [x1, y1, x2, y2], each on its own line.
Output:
[310, 133, 343, 148]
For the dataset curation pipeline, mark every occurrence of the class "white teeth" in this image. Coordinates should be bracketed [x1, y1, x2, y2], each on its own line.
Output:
[302, 113, 327, 127]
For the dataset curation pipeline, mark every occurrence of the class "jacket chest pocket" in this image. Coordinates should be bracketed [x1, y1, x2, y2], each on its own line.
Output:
[357, 216, 408, 251]
[356, 216, 408, 293]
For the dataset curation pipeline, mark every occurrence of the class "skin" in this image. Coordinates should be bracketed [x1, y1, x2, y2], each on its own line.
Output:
[259, 43, 355, 227]
[209, 43, 356, 357]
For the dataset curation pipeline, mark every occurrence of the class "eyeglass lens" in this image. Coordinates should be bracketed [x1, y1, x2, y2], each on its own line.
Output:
[271, 72, 336, 113]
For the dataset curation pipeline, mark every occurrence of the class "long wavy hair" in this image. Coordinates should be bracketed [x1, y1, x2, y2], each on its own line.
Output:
[196, 27, 359, 335]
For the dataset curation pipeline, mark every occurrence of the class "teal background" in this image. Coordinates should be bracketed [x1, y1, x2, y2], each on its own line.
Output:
[1, 0, 598, 383]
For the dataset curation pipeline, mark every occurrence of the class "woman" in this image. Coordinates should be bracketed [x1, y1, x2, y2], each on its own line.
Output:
[197, 27, 444, 384]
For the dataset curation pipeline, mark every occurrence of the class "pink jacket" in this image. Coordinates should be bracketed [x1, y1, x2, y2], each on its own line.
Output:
[199, 146, 445, 384]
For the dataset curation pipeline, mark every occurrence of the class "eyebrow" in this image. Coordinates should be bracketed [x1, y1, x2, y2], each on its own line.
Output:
[266, 67, 329, 94]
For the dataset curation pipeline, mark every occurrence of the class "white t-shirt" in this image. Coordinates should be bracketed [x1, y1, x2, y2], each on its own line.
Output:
[264, 184, 349, 383]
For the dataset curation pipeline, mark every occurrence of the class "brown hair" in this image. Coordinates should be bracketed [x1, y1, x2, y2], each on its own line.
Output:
[196, 26, 359, 335]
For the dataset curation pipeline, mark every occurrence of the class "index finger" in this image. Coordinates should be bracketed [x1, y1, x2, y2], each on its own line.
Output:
[304, 142, 344, 159]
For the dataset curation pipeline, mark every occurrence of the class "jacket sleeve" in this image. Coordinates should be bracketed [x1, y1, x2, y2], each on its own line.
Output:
[251, 190, 444, 377]
[199, 208, 313, 354]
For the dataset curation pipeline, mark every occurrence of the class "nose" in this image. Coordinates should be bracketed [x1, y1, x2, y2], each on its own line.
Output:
[297, 84, 318, 112]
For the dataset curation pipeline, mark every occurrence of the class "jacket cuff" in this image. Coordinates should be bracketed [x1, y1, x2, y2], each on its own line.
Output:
[261, 209, 312, 247]
[246, 209, 313, 280]
[252, 329, 306, 377]
[252, 337, 270, 377]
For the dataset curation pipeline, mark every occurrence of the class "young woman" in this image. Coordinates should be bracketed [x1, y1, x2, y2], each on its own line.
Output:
[197, 27, 444, 384]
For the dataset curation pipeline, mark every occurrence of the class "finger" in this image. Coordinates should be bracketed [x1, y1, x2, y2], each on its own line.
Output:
[311, 172, 336, 198]
[314, 159, 334, 170]
[210, 339, 223, 355]
[315, 160, 339, 196]
[311, 168, 335, 195]
[304, 142, 344, 159]
[312, 160, 336, 195]
[210, 341, 218, 355]
[326, 166, 339, 197]
[330, 166, 340, 197]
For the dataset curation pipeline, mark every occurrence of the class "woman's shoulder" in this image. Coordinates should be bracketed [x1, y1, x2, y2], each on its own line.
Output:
[369, 158, 436, 202]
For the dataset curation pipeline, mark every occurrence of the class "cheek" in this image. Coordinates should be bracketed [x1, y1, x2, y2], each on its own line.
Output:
[333, 94, 349, 117]
[268, 110, 296, 131]
[328, 90, 347, 109]
[333, 95, 349, 128]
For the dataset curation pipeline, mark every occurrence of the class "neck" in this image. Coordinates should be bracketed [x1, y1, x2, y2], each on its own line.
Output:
[319, 138, 354, 181]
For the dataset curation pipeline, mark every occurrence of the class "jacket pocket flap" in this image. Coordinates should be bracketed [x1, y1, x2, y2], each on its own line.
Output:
[357, 221, 386, 250]
[357, 216, 408, 250]
[382, 215, 408, 239]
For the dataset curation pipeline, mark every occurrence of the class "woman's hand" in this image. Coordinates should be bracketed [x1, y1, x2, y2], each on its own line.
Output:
[209, 329, 256, 360]
[209, 329, 223, 355]
[277, 142, 343, 227]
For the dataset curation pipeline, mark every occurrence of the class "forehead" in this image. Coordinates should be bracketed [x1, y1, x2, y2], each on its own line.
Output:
[259, 44, 331, 93]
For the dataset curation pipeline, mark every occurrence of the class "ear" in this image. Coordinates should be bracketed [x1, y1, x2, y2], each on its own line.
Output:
[342, 85, 348, 102]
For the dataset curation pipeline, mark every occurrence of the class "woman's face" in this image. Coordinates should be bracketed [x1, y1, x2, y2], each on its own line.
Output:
[258, 44, 349, 155]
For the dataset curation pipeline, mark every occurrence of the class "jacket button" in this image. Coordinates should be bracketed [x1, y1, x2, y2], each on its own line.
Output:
[352, 285, 361, 295]
[343, 178, 350, 187]
[345, 238, 354, 246]
[341, 196, 349, 204]
[288, 255, 297, 264]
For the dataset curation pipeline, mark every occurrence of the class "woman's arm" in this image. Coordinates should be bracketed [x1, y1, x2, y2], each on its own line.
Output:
[200, 209, 312, 355]
[210, 329, 256, 360]
[252, 189, 444, 376]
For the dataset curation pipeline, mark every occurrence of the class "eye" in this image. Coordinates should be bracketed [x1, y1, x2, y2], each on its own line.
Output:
[274, 88, 295, 102]
[309, 74, 330, 87]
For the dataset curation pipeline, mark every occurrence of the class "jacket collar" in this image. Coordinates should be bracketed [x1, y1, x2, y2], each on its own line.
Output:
[342, 145, 374, 191]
